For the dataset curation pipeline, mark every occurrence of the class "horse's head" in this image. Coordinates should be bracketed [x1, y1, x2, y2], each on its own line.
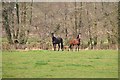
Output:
[77, 33, 81, 39]
[51, 33, 54, 37]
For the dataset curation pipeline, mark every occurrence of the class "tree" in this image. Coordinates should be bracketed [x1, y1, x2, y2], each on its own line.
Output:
[86, 4, 93, 49]
[93, 3, 97, 48]
[74, 2, 77, 37]
[2, 2, 14, 44]
[2, 2, 33, 48]
[118, 2, 120, 49]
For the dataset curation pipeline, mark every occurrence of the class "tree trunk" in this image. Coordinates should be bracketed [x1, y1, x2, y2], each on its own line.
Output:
[78, 2, 82, 33]
[15, 2, 20, 39]
[64, 3, 68, 45]
[118, 2, 120, 49]
[86, 8, 93, 49]
[19, 2, 27, 44]
[93, 3, 97, 49]
[74, 2, 77, 37]
[2, 2, 13, 44]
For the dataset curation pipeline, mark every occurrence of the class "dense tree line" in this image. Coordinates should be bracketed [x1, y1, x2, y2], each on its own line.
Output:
[2, 2, 118, 50]
[2, 2, 33, 44]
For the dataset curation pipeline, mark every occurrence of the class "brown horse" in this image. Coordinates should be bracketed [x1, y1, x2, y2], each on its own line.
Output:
[69, 33, 81, 51]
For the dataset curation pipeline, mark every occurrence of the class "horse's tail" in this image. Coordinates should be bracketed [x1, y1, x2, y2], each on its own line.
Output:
[60, 38, 64, 50]
[69, 44, 72, 49]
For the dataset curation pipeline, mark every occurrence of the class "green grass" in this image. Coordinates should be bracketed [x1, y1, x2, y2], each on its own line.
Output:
[2, 50, 118, 78]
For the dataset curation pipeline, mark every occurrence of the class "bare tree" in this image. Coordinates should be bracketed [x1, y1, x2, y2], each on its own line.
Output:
[2, 2, 33, 49]
[2, 2, 14, 44]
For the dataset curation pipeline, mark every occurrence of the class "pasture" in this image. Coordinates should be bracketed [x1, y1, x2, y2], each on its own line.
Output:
[2, 50, 118, 78]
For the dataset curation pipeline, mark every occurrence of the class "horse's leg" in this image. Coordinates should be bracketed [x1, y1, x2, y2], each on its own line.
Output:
[69, 44, 72, 51]
[78, 44, 79, 51]
[68, 45, 70, 51]
[60, 38, 64, 51]
[71, 44, 74, 51]
[58, 44, 60, 51]
[75, 45, 78, 51]
[53, 44, 56, 51]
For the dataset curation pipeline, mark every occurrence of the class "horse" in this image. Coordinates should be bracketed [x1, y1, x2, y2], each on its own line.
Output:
[51, 33, 64, 51]
[69, 33, 81, 51]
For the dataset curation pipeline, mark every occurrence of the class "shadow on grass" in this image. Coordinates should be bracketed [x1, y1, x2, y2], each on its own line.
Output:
[66, 64, 94, 67]
[35, 60, 48, 67]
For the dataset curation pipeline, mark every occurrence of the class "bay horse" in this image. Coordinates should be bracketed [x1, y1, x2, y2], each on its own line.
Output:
[51, 33, 64, 51]
[69, 33, 81, 51]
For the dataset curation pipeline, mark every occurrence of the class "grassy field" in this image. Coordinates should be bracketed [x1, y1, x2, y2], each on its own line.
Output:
[2, 50, 118, 78]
